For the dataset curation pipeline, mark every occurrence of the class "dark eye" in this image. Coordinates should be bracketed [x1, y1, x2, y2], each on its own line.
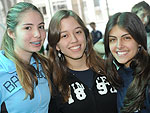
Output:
[76, 30, 82, 34]
[109, 38, 116, 43]
[25, 26, 31, 30]
[39, 25, 45, 29]
[61, 34, 68, 38]
[124, 36, 131, 40]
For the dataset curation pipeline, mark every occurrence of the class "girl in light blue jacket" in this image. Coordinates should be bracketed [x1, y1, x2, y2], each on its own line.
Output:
[0, 2, 51, 113]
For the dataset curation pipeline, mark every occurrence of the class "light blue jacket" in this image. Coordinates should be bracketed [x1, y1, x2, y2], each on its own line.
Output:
[0, 50, 50, 113]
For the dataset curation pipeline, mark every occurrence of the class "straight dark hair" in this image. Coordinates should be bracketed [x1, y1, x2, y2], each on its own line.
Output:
[104, 12, 150, 112]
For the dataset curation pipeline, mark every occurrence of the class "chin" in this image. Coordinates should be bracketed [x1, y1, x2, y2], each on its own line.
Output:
[118, 61, 129, 65]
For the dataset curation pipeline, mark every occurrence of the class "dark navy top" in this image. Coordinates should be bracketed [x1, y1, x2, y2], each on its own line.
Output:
[117, 67, 133, 113]
[69, 69, 93, 88]
[117, 66, 150, 113]
[91, 30, 102, 44]
[49, 69, 118, 113]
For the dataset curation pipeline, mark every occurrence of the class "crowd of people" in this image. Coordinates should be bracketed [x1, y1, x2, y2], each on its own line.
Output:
[0, 1, 150, 113]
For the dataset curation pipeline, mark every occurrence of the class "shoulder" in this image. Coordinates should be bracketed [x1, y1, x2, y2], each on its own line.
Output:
[0, 50, 16, 73]
[0, 52, 21, 103]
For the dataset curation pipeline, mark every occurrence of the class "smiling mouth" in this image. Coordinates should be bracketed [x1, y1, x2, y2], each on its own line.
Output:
[31, 42, 41, 44]
[70, 45, 80, 50]
[117, 51, 128, 56]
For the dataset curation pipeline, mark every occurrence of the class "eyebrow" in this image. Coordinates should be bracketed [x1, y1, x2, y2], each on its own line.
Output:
[75, 26, 82, 29]
[109, 33, 130, 38]
[60, 26, 82, 33]
[121, 33, 130, 37]
[23, 22, 45, 26]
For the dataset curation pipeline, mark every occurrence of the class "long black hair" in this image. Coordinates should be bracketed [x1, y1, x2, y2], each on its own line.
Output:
[104, 12, 150, 112]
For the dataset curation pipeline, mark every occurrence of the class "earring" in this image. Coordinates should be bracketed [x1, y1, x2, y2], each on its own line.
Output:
[58, 51, 62, 58]
[138, 45, 142, 51]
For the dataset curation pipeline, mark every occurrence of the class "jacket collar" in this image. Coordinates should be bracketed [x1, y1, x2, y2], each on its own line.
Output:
[0, 50, 36, 73]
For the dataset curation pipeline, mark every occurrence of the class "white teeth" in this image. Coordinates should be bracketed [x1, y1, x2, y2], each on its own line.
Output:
[31, 42, 40, 44]
[70, 46, 80, 50]
[117, 52, 127, 55]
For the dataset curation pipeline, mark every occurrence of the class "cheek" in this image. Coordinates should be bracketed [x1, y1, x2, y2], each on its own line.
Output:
[56, 41, 66, 51]
[80, 35, 87, 45]
[109, 44, 114, 53]
[131, 45, 138, 53]
[40, 31, 46, 39]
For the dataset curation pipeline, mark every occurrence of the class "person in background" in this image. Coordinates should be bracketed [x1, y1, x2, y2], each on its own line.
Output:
[131, 1, 150, 55]
[104, 12, 150, 113]
[48, 9, 117, 113]
[0, 2, 51, 113]
[89, 22, 102, 45]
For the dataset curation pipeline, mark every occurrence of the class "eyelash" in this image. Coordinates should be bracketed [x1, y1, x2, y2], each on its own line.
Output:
[76, 30, 82, 34]
[39, 26, 45, 29]
[124, 37, 131, 40]
[61, 34, 67, 38]
[24, 26, 45, 30]
[25, 27, 31, 30]
[109, 38, 116, 42]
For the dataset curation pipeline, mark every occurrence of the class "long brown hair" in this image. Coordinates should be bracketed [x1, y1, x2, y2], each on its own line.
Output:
[1, 2, 51, 99]
[48, 10, 105, 102]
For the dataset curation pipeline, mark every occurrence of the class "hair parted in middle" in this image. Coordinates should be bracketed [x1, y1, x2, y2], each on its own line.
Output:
[48, 9, 105, 102]
[104, 12, 150, 112]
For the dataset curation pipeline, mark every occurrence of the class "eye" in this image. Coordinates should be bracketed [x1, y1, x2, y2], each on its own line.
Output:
[76, 30, 82, 34]
[61, 34, 68, 39]
[109, 37, 116, 43]
[123, 36, 131, 40]
[39, 25, 45, 29]
[25, 26, 31, 30]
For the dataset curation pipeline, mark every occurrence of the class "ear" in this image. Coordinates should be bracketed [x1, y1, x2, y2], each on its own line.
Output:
[7, 28, 15, 40]
[56, 45, 60, 51]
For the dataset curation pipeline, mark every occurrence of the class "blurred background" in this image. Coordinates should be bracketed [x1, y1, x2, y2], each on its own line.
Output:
[0, 0, 150, 49]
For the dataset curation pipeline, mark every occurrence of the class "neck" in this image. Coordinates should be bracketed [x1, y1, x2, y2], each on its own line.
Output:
[15, 50, 32, 63]
[67, 54, 89, 71]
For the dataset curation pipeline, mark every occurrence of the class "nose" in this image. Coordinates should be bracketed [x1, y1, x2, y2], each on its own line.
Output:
[116, 39, 123, 49]
[34, 28, 41, 38]
[70, 33, 78, 43]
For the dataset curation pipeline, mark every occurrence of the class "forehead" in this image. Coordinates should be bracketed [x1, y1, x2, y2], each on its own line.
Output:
[18, 9, 43, 24]
[60, 16, 81, 29]
[109, 25, 128, 36]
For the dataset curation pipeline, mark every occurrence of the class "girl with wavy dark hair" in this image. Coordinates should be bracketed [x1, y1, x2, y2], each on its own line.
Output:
[48, 9, 117, 113]
[104, 12, 150, 113]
